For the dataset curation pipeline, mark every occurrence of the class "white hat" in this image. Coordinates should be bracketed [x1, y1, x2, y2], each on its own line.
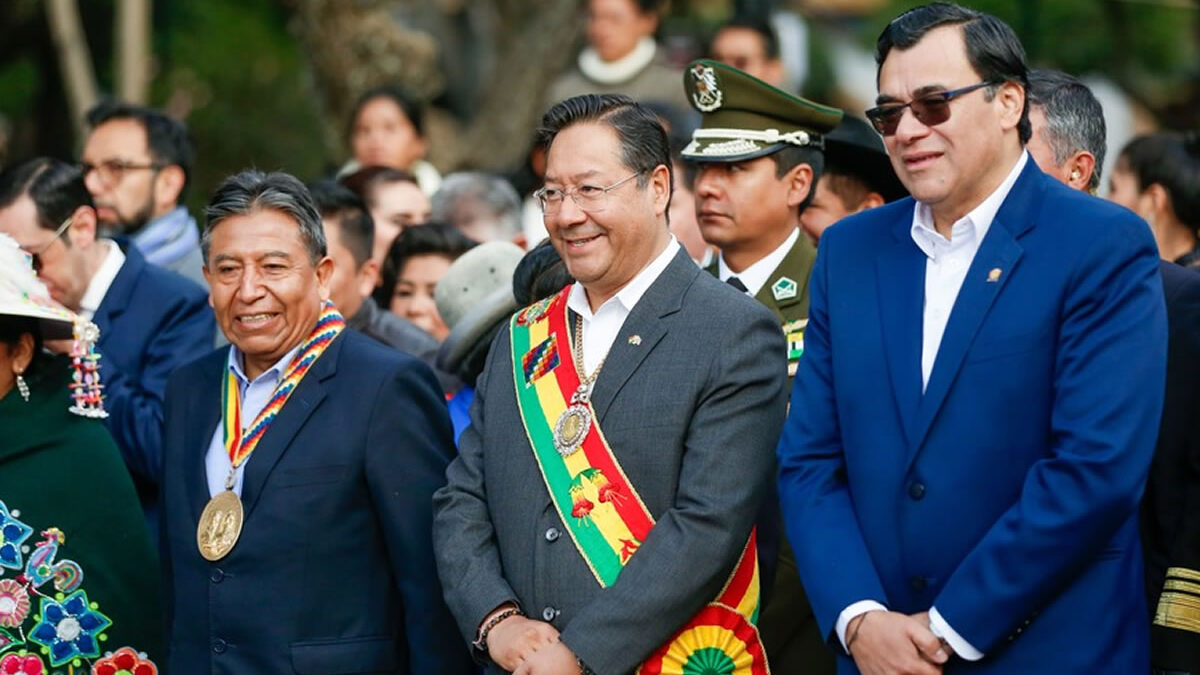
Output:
[0, 234, 76, 340]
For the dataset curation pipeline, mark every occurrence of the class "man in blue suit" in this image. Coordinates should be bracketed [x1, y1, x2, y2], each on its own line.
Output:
[777, 4, 1168, 674]
[0, 158, 213, 531]
[161, 170, 471, 674]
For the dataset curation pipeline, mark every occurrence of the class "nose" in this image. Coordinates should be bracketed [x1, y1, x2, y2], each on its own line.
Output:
[693, 166, 721, 198]
[82, 166, 106, 195]
[235, 266, 267, 303]
[552, 193, 589, 229]
[892, 106, 931, 144]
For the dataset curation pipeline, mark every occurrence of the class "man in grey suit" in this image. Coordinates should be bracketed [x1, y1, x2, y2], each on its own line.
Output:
[433, 93, 788, 675]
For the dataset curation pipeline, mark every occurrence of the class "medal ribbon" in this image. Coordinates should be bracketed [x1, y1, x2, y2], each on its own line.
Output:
[511, 289, 767, 673]
[222, 301, 345, 471]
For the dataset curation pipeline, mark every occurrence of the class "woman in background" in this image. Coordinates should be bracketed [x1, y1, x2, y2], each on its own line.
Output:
[374, 223, 474, 342]
[1108, 132, 1200, 267]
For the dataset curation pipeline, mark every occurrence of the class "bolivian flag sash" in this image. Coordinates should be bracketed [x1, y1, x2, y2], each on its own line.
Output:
[511, 288, 769, 675]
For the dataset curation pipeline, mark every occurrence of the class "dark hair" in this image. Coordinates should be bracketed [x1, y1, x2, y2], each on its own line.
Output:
[536, 94, 673, 219]
[0, 158, 93, 239]
[373, 223, 476, 308]
[0, 315, 45, 379]
[769, 145, 825, 215]
[431, 172, 523, 238]
[1118, 132, 1200, 229]
[348, 86, 424, 140]
[1026, 69, 1106, 191]
[86, 99, 195, 202]
[203, 170, 326, 264]
[713, 15, 779, 59]
[875, 2, 1031, 144]
[340, 166, 422, 211]
[309, 180, 374, 267]
[513, 238, 575, 306]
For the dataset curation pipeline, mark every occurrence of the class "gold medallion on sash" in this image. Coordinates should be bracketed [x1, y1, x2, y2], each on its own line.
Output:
[197, 489, 244, 561]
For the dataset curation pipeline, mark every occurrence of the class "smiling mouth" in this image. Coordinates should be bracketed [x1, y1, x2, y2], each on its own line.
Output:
[236, 312, 278, 327]
[903, 152, 942, 169]
[564, 234, 602, 249]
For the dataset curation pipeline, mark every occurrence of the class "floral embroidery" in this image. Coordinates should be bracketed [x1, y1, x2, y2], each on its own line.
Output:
[0, 503, 33, 572]
[0, 653, 44, 675]
[28, 590, 111, 667]
[90, 647, 157, 675]
[0, 582, 29, 629]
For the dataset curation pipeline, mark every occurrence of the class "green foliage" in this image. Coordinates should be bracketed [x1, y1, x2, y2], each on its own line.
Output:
[154, 0, 329, 214]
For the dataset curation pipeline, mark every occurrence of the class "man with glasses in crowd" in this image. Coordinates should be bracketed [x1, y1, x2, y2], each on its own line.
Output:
[777, 4, 1166, 673]
[434, 93, 787, 674]
[81, 100, 206, 287]
[0, 158, 213, 534]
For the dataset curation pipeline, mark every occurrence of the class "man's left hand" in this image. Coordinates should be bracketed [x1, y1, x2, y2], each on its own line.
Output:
[910, 611, 955, 661]
[512, 639, 581, 675]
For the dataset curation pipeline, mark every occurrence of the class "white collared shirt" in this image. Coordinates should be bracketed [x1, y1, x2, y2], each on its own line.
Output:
[913, 152, 1027, 389]
[565, 238, 680, 373]
[835, 152, 1028, 662]
[77, 240, 125, 320]
[716, 227, 800, 297]
[204, 344, 303, 498]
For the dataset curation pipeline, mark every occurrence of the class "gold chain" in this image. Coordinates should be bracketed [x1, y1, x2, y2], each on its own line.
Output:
[573, 314, 609, 386]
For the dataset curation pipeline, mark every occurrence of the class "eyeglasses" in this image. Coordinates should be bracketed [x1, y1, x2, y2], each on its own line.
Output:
[865, 81, 997, 136]
[79, 159, 162, 187]
[534, 172, 641, 216]
[28, 216, 72, 272]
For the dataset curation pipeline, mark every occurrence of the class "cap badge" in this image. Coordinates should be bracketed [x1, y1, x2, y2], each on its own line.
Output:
[691, 64, 723, 112]
[772, 277, 798, 301]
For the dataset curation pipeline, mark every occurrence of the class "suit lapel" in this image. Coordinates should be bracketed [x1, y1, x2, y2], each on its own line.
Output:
[238, 333, 340, 517]
[187, 352, 226, 524]
[590, 248, 695, 421]
[92, 239, 140, 340]
[876, 222, 926, 450]
[908, 163, 1042, 464]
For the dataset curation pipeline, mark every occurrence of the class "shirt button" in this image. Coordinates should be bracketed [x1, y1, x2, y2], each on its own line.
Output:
[210, 568, 225, 583]
[544, 527, 561, 542]
[212, 638, 228, 654]
[908, 481, 926, 500]
[542, 606, 559, 621]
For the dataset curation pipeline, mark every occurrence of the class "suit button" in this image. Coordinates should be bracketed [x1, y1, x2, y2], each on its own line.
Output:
[908, 482, 926, 500]
[210, 568, 225, 583]
[910, 576, 927, 591]
[542, 606, 559, 621]
[545, 527, 561, 542]
[212, 638, 227, 654]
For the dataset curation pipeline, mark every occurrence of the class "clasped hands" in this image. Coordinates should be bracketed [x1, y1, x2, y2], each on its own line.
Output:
[846, 610, 953, 675]
[486, 612, 581, 675]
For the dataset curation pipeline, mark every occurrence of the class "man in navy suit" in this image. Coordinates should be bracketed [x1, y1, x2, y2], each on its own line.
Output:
[777, 4, 1167, 673]
[160, 170, 471, 674]
[0, 157, 213, 530]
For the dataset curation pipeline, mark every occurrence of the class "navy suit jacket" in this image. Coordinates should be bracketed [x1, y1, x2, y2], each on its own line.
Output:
[94, 239, 214, 519]
[161, 329, 473, 674]
[778, 159, 1167, 673]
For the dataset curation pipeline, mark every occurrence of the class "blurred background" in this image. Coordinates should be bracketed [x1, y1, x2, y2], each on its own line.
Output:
[1, 0, 1196, 212]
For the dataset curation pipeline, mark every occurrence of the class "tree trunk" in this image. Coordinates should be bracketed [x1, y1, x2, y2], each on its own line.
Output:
[116, 0, 152, 104]
[44, 0, 99, 139]
[280, 0, 582, 173]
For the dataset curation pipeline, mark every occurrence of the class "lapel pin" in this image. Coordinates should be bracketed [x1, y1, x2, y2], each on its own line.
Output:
[628, 335, 642, 346]
[771, 277, 798, 302]
[987, 267, 1002, 283]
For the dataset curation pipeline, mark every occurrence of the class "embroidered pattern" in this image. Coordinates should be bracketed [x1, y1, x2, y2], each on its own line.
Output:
[0, 581, 30, 628]
[0, 653, 44, 675]
[24, 530, 82, 594]
[522, 335, 560, 386]
[0, 503, 32, 572]
[28, 590, 112, 667]
[91, 646, 158, 675]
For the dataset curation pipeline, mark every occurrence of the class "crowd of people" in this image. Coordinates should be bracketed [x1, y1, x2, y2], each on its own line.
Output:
[0, 1, 1198, 674]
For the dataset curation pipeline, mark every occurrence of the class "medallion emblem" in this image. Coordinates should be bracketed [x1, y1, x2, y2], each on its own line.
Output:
[554, 383, 595, 457]
[197, 490, 244, 562]
[772, 276, 798, 301]
[690, 64, 723, 112]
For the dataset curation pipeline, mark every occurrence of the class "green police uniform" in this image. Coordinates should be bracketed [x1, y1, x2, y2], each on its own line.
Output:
[685, 59, 840, 674]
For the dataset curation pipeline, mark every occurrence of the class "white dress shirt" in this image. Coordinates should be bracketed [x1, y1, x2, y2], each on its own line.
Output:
[836, 152, 1028, 661]
[566, 238, 680, 374]
[716, 227, 800, 297]
[204, 344, 302, 498]
[77, 240, 125, 320]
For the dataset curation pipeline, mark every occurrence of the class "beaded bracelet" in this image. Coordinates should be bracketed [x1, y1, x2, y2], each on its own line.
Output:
[473, 607, 524, 653]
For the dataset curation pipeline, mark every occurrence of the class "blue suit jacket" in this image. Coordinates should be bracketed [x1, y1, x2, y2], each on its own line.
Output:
[778, 159, 1167, 673]
[94, 240, 214, 521]
[161, 330, 473, 674]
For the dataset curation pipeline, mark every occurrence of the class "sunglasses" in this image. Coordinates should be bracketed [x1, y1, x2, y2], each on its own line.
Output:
[865, 81, 997, 136]
[28, 216, 72, 272]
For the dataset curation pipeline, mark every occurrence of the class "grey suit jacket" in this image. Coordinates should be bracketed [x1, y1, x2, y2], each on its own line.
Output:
[433, 248, 788, 674]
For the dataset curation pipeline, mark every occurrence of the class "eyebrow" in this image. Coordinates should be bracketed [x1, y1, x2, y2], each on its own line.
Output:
[875, 83, 951, 105]
[543, 169, 600, 185]
[210, 250, 293, 264]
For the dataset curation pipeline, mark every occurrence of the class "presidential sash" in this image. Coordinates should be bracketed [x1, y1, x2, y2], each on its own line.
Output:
[511, 288, 769, 675]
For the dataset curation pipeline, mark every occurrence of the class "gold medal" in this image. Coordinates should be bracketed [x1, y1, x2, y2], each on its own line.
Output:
[554, 404, 591, 456]
[197, 490, 244, 561]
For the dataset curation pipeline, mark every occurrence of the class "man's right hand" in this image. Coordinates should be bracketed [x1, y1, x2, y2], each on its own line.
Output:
[847, 610, 949, 675]
[487, 615, 561, 672]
